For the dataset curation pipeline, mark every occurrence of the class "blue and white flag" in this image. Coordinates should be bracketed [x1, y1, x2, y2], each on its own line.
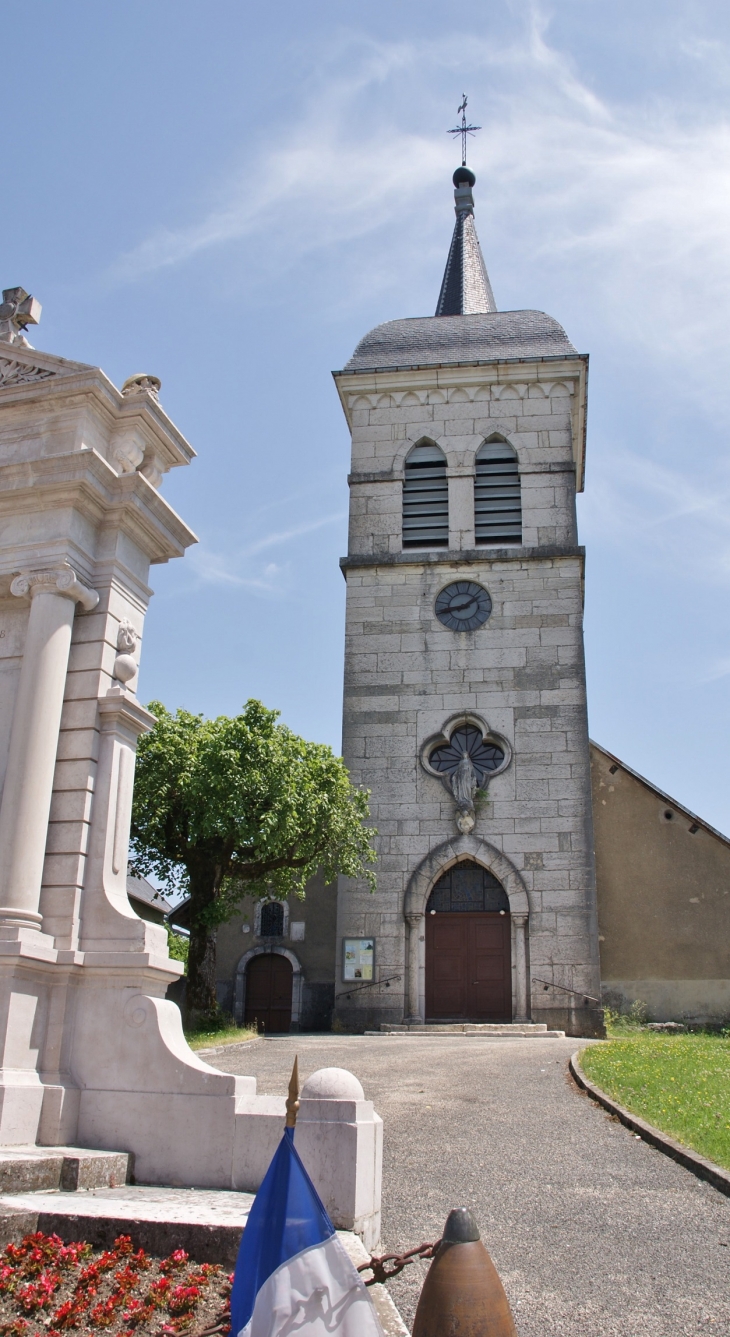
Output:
[230, 1127, 383, 1337]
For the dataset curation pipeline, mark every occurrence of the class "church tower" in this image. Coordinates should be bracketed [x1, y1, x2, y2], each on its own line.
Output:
[333, 166, 603, 1037]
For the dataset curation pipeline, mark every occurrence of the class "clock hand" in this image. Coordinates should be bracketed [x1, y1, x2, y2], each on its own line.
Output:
[450, 597, 478, 612]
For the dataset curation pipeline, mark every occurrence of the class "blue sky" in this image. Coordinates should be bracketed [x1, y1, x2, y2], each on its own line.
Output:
[5, 1, 730, 830]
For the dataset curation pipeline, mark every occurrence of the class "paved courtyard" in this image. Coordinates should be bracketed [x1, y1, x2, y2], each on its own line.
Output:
[213, 1034, 730, 1336]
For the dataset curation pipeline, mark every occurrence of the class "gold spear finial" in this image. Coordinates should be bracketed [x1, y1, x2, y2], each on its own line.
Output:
[285, 1056, 300, 1128]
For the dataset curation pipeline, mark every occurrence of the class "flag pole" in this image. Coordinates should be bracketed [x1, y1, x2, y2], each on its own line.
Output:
[285, 1056, 299, 1128]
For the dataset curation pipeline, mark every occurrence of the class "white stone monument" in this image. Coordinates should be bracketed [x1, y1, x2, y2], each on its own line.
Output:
[0, 290, 382, 1248]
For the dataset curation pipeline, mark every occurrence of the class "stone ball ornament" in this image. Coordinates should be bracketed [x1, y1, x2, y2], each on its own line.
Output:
[113, 654, 137, 685]
[300, 1068, 365, 1101]
[421, 715, 511, 833]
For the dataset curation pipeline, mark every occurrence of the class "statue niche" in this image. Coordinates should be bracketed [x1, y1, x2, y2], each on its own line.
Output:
[423, 718, 510, 833]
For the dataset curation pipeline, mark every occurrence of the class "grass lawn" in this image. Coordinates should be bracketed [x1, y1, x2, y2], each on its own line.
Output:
[184, 1023, 258, 1050]
[581, 1033, 730, 1171]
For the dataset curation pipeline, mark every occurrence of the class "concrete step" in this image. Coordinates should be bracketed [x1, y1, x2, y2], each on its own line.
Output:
[0, 1146, 130, 1194]
[366, 1023, 566, 1037]
[0, 1184, 251, 1263]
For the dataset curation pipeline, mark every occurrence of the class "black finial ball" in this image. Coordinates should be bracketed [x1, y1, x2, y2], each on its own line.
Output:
[453, 166, 476, 188]
[442, 1207, 481, 1243]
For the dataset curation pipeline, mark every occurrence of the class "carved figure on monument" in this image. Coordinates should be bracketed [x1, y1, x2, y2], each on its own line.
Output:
[113, 619, 138, 685]
[451, 752, 479, 833]
[0, 288, 42, 347]
[121, 373, 162, 402]
[422, 717, 511, 835]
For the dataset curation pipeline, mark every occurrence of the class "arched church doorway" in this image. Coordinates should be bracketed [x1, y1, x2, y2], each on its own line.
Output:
[425, 860, 511, 1021]
[244, 953, 293, 1033]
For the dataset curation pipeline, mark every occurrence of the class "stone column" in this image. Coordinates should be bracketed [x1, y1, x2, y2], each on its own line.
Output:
[405, 911, 424, 1023]
[513, 912, 529, 1023]
[0, 567, 98, 936]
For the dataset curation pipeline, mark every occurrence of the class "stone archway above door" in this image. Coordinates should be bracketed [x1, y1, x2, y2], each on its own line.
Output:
[403, 834, 531, 1025]
[404, 833, 530, 919]
[234, 946, 303, 1031]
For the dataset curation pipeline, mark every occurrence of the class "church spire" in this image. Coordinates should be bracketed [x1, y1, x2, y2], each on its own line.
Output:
[435, 167, 497, 317]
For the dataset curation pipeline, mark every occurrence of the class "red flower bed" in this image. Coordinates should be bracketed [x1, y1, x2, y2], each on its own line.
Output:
[0, 1234, 231, 1337]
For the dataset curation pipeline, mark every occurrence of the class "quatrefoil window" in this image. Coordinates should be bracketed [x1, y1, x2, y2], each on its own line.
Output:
[421, 716, 511, 833]
[428, 724, 505, 785]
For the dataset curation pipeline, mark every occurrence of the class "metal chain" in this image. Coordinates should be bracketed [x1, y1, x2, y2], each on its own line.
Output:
[356, 1239, 440, 1286]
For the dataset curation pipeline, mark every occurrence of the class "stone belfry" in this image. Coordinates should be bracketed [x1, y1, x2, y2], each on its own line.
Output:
[333, 165, 603, 1037]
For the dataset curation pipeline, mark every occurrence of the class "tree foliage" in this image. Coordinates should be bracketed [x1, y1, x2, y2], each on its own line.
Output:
[130, 699, 376, 1018]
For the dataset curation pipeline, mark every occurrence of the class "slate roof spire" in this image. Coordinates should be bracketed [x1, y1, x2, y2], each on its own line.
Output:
[435, 167, 496, 317]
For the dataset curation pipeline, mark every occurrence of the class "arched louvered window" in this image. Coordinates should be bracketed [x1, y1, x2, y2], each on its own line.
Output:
[260, 901, 284, 938]
[475, 438, 522, 546]
[402, 442, 448, 548]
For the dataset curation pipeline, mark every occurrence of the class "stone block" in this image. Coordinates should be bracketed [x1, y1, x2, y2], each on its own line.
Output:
[55, 728, 99, 762]
[49, 788, 94, 823]
[41, 852, 87, 886]
[44, 820, 90, 856]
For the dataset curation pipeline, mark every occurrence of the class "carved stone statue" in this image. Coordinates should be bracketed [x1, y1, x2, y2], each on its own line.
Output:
[117, 619, 137, 655]
[121, 373, 161, 402]
[0, 288, 42, 348]
[451, 751, 479, 833]
[113, 618, 138, 686]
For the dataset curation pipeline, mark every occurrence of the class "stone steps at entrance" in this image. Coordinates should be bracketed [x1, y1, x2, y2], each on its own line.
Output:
[367, 1023, 566, 1037]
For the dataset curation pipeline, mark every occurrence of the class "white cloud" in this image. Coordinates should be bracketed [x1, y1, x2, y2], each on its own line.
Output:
[105, 17, 730, 398]
[183, 510, 346, 593]
[246, 512, 346, 557]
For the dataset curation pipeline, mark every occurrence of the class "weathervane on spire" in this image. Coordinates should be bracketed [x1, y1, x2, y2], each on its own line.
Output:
[448, 95, 481, 167]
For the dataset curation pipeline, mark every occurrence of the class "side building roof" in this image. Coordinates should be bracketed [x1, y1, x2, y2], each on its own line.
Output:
[590, 741, 730, 849]
[126, 875, 175, 917]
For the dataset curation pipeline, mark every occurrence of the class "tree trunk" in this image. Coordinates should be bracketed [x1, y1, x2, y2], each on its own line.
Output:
[184, 856, 224, 1023]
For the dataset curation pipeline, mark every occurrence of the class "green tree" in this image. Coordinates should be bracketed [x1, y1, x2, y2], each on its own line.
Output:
[130, 700, 376, 1021]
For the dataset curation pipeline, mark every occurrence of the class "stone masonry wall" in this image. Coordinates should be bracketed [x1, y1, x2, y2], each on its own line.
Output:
[334, 361, 603, 1035]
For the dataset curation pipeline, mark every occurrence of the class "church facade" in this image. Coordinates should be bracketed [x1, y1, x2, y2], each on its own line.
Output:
[175, 167, 729, 1038]
[332, 166, 603, 1037]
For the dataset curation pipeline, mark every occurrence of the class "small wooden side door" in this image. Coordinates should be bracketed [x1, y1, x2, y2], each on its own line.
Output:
[244, 953, 293, 1033]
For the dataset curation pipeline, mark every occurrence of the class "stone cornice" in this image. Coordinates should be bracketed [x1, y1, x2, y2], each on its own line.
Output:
[348, 460, 577, 486]
[333, 353, 588, 492]
[340, 544, 585, 572]
[98, 687, 155, 737]
[0, 450, 197, 566]
[0, 347, 195, 473]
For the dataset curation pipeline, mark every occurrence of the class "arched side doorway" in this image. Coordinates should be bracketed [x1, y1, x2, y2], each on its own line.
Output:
[426, 861, 511, 1021]
[234, 948, 303, 1033]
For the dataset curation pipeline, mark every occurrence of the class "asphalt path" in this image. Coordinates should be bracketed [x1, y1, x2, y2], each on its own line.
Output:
[212, 1034, 730, 1336]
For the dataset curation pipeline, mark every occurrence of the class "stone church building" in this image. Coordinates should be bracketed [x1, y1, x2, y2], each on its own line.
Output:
[174, 167, 730, 1038]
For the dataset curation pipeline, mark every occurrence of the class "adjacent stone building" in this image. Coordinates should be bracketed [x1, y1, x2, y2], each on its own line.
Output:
[170, 874, 337, 1033]
[592, 742, 730, 1023]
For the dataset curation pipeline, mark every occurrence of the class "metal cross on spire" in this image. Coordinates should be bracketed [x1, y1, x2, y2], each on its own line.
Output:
[448, 95, 481, 167]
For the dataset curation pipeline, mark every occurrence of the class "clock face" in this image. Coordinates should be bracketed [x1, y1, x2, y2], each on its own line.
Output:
[435, 581, 492, 631]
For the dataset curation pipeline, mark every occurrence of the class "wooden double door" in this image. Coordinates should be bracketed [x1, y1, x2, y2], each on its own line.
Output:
[244, 953, 293, 1033]
[426, 912, 512, 1021]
